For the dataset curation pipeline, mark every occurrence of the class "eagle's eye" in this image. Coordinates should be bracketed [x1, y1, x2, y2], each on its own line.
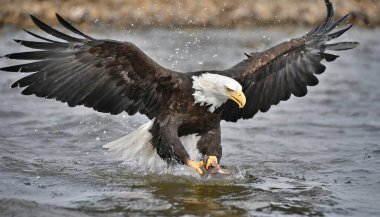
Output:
[225, 87, 233, 92]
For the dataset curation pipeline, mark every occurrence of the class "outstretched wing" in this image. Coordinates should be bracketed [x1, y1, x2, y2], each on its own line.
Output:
[1, 14, 183, 119]
[218, 0, 359, 122]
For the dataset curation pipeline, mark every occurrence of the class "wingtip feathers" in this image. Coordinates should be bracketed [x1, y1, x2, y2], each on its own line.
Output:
[54, 13, 95, 40]
[27, 13, 87, 42]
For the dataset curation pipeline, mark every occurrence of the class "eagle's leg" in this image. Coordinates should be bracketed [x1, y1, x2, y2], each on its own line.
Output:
[196, 127, 222, 172]
[151, 117, 204, 175]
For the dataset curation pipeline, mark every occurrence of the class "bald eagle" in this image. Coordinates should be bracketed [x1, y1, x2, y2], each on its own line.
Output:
[1, 0, 358, 175]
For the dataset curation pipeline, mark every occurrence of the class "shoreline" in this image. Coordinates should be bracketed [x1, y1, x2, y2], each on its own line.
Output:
[0, 0, 377, 29]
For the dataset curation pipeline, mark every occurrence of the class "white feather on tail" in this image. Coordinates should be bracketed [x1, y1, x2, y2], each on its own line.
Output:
[103, 120, 202, 171]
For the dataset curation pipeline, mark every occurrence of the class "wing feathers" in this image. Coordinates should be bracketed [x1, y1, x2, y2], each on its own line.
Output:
[55, 13, 94, 40]
[324, 42, 359, 51]
[322, 0, 334, 28]
[219, 0, 357, 122]
[321, 52, 339, 62]
[2, 14, 180, 118]
[11, 59, 69, 87]
[30, 15, 84, 42]
[5, 50, 79, 60]
[322, 13, 352, 34]
[67, 68, 106, 106]
[286, 60, 307, 97]
[13, 39, 69, 50]
[328, 25, 353, 40]
[2, 60, 55, 73]
[23, 29, 61, 43]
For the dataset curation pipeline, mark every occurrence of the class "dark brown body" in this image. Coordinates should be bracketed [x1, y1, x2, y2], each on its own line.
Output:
[149, 74, 223, 164]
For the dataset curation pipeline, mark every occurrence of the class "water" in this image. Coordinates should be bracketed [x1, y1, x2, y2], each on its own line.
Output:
[0, 26, 379, 217]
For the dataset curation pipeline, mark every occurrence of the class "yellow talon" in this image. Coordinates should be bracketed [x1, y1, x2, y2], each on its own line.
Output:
[186, 159, 204, 175]
[205, 156, 218, 170]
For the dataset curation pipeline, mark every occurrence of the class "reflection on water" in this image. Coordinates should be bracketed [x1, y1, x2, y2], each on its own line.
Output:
[0, 27, 380, 217]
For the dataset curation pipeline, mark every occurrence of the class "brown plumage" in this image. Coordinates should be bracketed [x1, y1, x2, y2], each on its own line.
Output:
[0, 0, 358, 174]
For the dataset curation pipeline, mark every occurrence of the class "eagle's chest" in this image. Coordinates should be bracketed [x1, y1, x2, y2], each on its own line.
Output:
[177, 109, 221, 137]
[163, 81, 222, 136]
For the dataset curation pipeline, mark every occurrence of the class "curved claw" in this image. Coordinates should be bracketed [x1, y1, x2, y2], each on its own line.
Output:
[205, 156, 218, 170]
[186, 159, 204, 175]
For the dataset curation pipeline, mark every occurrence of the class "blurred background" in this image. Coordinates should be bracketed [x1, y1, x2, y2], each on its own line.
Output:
[0, 0, 376, 29]
[1, 1, 380, 217]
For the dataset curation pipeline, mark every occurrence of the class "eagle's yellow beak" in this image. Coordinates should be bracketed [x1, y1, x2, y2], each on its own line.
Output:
[227, 90, 246, 108]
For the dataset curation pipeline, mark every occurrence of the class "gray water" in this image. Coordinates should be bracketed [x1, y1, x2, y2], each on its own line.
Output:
[0, 26, 379, 217]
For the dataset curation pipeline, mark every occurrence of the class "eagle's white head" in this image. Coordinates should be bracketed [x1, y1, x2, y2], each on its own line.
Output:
[192, 73, 246, 112]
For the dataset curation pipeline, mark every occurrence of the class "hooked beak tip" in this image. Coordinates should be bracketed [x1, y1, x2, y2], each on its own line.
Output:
[226, 89, 246, 109]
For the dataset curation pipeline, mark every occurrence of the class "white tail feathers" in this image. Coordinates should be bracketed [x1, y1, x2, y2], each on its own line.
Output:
[103, 120, 202, 171]
[103, 120, 166, 170]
